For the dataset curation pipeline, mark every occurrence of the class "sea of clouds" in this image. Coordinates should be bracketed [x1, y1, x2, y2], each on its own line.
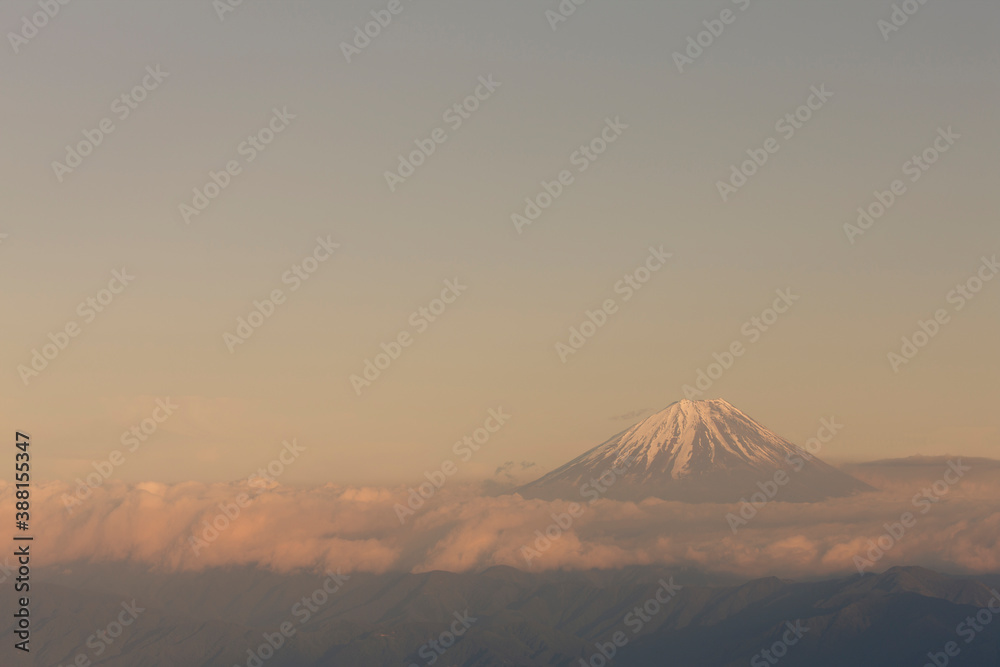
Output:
[5, 458, 998, 578]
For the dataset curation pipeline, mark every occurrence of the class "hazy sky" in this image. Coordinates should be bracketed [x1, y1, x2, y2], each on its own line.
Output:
[0, 0, 997, 485]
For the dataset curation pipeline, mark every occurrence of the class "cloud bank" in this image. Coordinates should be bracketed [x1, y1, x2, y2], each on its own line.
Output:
[8, 458, 999, 578]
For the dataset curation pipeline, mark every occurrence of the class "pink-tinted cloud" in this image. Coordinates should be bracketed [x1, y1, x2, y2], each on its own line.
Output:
[8, 462, 1000, 577]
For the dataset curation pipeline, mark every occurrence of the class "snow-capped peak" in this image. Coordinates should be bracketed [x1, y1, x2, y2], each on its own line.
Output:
[585, 399, 799, 479]
[519, 398, 872, 503]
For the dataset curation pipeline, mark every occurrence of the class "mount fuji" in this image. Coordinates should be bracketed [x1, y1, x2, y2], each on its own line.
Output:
[518, 399, 874, 502]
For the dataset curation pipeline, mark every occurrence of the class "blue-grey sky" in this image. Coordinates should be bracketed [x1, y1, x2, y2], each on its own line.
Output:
[0, 0, 997, 484]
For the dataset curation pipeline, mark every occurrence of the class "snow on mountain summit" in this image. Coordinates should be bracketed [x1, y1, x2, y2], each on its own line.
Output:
[590, 398, 804, 479]
[519, 399, 873, 503]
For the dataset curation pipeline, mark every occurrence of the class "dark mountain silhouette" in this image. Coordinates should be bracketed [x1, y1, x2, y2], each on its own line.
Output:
[13, 564, 1000, 666]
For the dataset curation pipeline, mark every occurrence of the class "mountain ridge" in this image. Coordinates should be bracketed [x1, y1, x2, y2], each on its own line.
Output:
[16, 564, 1000, 667]
[519, 399, 874, 502]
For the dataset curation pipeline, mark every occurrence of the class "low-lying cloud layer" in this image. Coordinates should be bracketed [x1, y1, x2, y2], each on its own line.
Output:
[7, 457, 999, 578]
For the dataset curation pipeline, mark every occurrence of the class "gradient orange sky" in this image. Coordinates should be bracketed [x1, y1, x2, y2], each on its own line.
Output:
[0, 0, 997, 485]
